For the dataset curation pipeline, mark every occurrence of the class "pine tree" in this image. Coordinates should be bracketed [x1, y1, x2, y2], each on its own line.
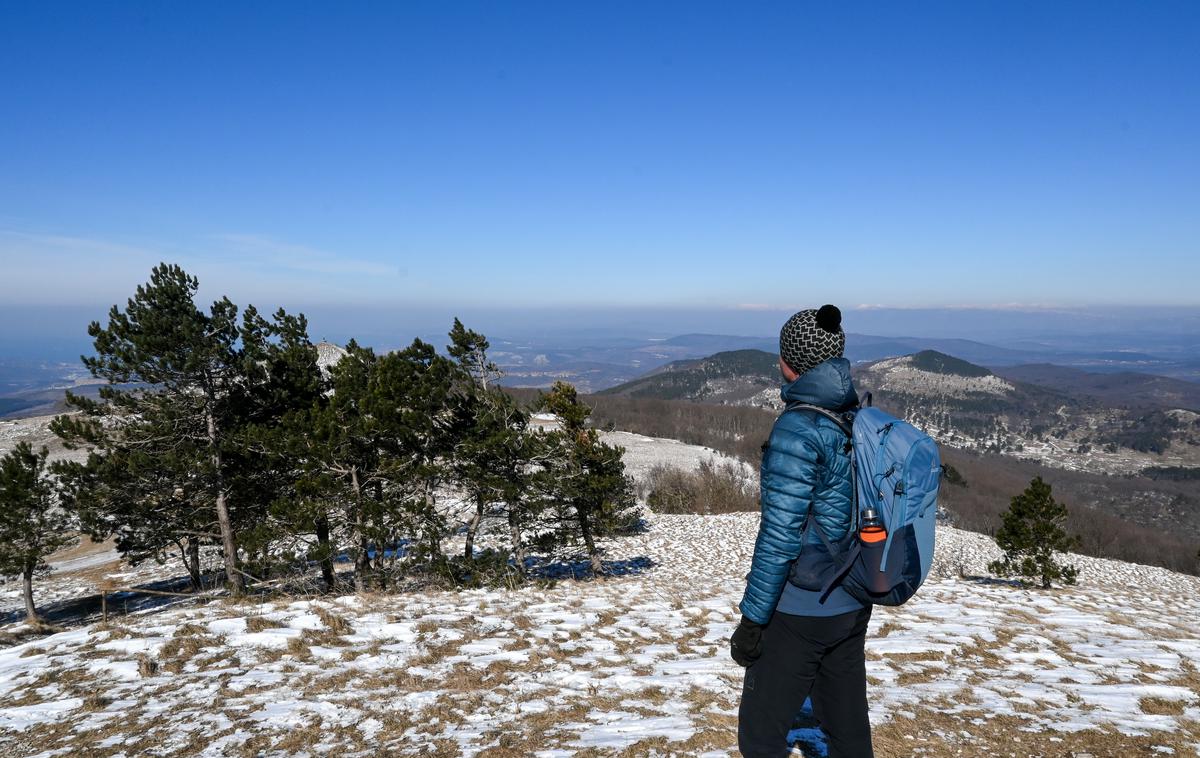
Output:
[446, 321, 546, 579]
[539, 382, 638, 575]
[447, 318, 499, 391]
[373, 339, 460, 577]
[234, 306, 326, 582]
[988, 476, 1079, 589]
[282, 340, 387, 592]
[280, 337, 461, 591]
[51, 264, 318, 594]
[0, 443, 73, 623]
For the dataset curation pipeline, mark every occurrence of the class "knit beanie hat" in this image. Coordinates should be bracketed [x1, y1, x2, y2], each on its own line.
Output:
[779, 304, 845, 377]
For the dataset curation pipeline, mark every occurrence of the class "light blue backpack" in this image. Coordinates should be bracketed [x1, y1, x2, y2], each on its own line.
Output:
[787, 395, 941, 606]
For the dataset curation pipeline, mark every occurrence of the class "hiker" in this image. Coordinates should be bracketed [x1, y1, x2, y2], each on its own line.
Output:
[731, 304, 874, 758]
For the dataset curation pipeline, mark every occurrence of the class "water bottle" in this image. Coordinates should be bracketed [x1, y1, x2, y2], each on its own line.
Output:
[859, 508, 892, 593]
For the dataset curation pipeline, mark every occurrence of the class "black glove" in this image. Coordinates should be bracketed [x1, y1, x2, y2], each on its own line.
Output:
[730, 617, 764, 667]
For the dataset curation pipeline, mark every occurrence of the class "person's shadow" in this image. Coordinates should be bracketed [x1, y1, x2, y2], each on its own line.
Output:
[785, 698, 829, 757]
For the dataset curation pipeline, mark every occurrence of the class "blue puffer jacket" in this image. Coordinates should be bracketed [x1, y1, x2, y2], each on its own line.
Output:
[739, 358, 863, 624]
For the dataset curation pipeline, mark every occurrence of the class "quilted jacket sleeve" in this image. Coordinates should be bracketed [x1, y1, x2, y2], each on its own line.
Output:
[738, 416, 821, 624]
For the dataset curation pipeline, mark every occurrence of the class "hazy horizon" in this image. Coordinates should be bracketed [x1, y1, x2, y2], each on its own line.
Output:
[4, 301, 1198, 365]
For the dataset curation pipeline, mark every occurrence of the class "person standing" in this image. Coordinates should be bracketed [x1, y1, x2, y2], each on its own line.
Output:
[731, 304, 874, 758]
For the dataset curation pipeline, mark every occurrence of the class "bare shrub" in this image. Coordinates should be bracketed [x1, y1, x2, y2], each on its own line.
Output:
[644, 460, 757, 515]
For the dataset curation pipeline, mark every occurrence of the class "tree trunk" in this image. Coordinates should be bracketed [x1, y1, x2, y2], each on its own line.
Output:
[180, 538, 203, 591]
[22, 564, 39, 623]
[315, 514, 335, 593]
[351, 467, 369, 593]
[578, 508, 603, 575]
[206, 407, 242, 594]
[372, 482, 387, 590]
[508, 507, 526, 579]
[464, 495, 485, 562]
[425, 478, 442, 561]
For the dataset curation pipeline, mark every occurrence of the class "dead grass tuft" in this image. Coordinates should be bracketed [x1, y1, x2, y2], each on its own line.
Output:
[174, 622, 207, 637]
[314, 605, 353, 635]
[875, 620, 902, 637]
[246, 615, 286, 633]
[137, 654, 159, 677]
[1140, 696, 1186, 716]
[81, 693, 113, 712]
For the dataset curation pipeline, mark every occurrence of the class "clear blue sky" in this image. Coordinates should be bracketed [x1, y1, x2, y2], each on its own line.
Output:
[2, 1, 1198, 315]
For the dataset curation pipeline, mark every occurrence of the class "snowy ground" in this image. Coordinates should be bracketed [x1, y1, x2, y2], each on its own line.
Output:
[1, 434, 1199, 756]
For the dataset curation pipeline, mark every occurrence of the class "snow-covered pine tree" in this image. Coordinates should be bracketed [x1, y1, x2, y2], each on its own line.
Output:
[988, 476, 1079, 589]
[0, 443, 73, 623]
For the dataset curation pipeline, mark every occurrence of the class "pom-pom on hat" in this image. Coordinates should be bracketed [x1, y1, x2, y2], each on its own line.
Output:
[779, 304, 845, 377]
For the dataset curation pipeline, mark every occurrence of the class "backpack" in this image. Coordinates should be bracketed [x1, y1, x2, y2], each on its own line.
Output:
[785, 394, 941, 607]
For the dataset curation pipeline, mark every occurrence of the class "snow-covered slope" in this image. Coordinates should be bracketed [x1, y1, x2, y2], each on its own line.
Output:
[1, 434, 1198, 757]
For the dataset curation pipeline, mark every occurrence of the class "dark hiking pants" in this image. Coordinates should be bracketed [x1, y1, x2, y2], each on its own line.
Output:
[738, 606, 874, 758]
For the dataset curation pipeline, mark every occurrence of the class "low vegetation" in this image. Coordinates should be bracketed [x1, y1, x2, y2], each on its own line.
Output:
[642, 460, 758, 515]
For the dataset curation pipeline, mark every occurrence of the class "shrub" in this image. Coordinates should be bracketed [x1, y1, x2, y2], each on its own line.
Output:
[644, 460, 758, 515]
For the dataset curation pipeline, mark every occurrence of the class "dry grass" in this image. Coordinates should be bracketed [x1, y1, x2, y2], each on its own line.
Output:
[875, 620, 902, 637]
[871, 707, 1200, 758]
[245, 615, 286, 633]
[1140, 696, 1186, 716]
[137, 654, 159, 677]
[883, 650, 945, 663]
[895, 668, 944, 686]
[314, 605, 353, 635]
[301, 625, 351, 648]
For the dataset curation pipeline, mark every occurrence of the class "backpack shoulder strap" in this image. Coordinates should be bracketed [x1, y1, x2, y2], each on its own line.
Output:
[785, 402, 854, 438]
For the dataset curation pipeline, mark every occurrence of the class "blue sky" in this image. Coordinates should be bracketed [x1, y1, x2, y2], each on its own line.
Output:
[2, 1, 1198, 319]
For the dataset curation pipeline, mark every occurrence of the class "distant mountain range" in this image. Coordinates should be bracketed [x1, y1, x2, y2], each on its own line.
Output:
[993, 364, 1200, 411]
[600, 347, 1200, 476]
[4, 327, 1199, 418]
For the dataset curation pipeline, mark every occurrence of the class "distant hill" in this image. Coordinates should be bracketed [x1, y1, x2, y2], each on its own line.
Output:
[995, 364, 1200, 412]
[856, 351, 1200, 473]
[598, 349, 781, 404]
[908, 350, 993, 377]
[844, 333, 1198, 378]
[601, 346, 1200, 475]
[855, 349, 1063, 438]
